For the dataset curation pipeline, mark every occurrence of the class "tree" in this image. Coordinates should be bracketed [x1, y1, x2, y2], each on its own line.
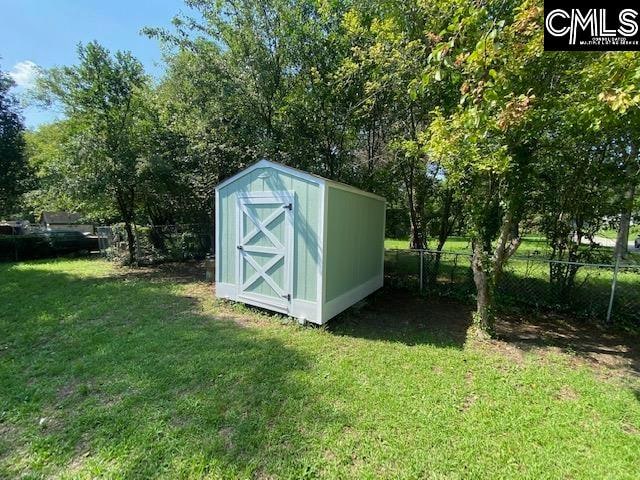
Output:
[335, 0, 463, 248]
[0, 65, 30, 218]
[532, 114, 620, 289]
[23, 121, 83, 217]
[147, 0, 362, 177]
[424, 0, 559, 335]
[35, 42, 149, 263]
[576, 52, 640, 258]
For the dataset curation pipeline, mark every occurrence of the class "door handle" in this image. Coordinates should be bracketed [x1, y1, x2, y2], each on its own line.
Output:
[237, 245, 243, 250]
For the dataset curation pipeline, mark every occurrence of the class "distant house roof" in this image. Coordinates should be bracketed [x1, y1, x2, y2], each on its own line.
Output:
[40, 212, 83, 225]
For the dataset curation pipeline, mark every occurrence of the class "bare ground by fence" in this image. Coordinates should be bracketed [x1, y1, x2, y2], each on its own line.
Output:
[385, 249, 640, 329]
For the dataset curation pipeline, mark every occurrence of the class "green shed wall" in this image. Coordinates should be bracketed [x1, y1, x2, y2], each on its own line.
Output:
[217, 167, 321, 302]
[324, 186, 385, 302]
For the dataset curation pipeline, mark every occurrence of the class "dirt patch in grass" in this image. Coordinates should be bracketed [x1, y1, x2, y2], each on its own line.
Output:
[556, 385, 580, 401]
[622, 423, 639, 435]
[66, 433, 92, 473]
[333, 288, 640, 380]
[476, 339, 527, 366]
[253, 469, 277, 480]
[0, 424, 18, 453]
[113, 261, 208, 284]
[494, 312, 640, 379]
[459, 394, 478, 412]
[56, 383, 77, 401]
[218, 426, 235, 451]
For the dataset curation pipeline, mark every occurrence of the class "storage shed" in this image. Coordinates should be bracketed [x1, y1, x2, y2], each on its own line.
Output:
[215, 159, 386, 324]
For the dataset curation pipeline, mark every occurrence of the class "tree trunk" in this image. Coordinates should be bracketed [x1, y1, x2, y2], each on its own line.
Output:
[471, 241, 494, 337]
[493, 212, 521, 285]
[124, 221, 136, 265]
[408, 211, 424, 250]
[429, 194, 454, 284]
[406, 189, 425, 250]
[401, 159, 425, 250]
[615, 182, 636, 259]
[615, 144, 638, 259]
[407, 182, 424, 249]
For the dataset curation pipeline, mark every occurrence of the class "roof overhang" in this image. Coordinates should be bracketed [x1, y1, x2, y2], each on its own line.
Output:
[215, 158, 385, 202]
[216, 159, 323, 191]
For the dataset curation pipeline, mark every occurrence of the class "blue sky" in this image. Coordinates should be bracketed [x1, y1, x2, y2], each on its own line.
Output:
[1, 0, 194, 128]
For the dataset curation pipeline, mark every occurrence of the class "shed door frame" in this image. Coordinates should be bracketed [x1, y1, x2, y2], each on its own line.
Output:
[236, 191, 294, 313]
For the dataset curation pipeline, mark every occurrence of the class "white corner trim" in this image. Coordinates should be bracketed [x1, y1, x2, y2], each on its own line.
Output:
[322, 275, 383, 324]
[215, 282, 237, 299]
[215, 188, 221, 284]
[316, 181, 327, 322]
[291, 299, 320, 324]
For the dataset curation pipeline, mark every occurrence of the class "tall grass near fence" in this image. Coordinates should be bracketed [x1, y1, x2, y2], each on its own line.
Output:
[385, 249, 640, 329]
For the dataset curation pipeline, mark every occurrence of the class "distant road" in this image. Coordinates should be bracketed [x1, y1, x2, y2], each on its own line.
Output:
[591, 235, 638, 252]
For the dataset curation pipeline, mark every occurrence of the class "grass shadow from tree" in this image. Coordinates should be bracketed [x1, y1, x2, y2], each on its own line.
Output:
[328, 288, 472, 349]
[0, 261, 344, 478]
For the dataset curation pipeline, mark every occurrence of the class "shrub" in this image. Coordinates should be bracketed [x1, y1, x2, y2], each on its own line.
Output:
[0, 234, 53, 261]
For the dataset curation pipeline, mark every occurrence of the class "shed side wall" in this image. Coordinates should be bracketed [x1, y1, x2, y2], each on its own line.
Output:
[324, 186, 385, 303]
[217, 166, 321, 302]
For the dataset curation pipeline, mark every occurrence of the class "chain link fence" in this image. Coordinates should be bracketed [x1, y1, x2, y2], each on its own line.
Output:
[385, 249, 640, 328]
[94, 225, 640, 327]
[97, 224, 213, 264]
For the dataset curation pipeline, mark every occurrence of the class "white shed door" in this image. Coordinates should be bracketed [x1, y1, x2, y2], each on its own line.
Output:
[237, 193, 294, 312]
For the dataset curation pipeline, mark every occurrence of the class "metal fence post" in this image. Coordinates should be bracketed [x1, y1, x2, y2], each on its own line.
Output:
[134, 224, 141, 264]
[606, 254, 621, 324]
[419, 250, 424, 293]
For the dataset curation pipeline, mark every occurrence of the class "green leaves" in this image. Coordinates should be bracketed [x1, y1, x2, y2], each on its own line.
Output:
[30, 42, 151, 223]
[0, 66, 31, 217]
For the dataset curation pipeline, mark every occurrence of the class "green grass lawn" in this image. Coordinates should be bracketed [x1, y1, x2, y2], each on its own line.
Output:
[1, 259, 639, 479]
[385, 235, 550, 255]
[598, 226, 640, 241]
[384, 234, 640, 259]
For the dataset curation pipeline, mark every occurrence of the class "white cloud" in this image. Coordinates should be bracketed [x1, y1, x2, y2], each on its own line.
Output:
[9, 60, 40, 87]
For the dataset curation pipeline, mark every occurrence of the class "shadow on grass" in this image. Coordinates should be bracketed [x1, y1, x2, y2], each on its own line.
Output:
[329, 284, 640, 378]
[328, 287, 473, 349]
[0, 263, 342, 478]
[494, 312, 640, 378]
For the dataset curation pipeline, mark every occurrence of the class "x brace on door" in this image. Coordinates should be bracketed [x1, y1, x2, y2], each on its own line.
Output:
[241, 252, 285, 296]
[240, 205, 285, 251]
[238, 199, 291, 301]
